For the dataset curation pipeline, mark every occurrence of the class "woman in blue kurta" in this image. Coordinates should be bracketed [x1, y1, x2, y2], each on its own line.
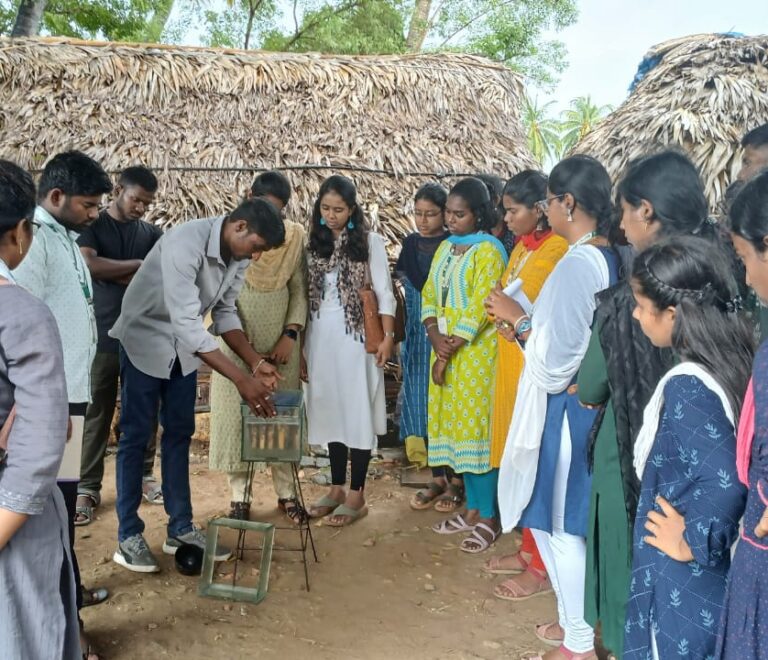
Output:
[395, 183, 451, 510]
[623, 237, 752, 660]
[717, 171, 768, 659]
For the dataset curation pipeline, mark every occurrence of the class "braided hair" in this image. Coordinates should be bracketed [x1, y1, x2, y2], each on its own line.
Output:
[631, 235, 754, 415]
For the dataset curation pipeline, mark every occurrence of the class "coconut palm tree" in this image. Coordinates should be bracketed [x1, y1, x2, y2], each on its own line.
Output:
[560, 95, 613, 154]
[522, 94, 562, 167]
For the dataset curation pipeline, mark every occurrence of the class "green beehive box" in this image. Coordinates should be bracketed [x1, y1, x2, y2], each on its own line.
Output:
[240, 390, 305, 463]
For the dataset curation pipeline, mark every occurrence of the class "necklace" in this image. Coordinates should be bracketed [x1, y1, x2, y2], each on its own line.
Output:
[569, 230, 598, 251]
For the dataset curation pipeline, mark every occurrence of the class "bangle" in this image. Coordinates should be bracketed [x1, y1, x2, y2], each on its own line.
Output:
[496, 319, 512, 331]
[251, 358, 265, 376]
[515, 317, 532, 337]
[384, 331, 396, 339]
[513, 315, 530, 334]
[425, 322, 437, 331]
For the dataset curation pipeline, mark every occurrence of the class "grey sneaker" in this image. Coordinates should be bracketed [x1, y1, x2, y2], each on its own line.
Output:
[113, 534, 160, 573]
[162, 525, 231, 561]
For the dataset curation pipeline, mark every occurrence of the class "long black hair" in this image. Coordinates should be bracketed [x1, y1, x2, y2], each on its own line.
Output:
[631, 235, 754, 415]
[448, 177, 497, 232]
[618, 150, 715, 240]
[309, 174, 369, 261]
[730, 170, 768, 253]
[549, 155, 614, 237]
[503, 169, 549, 230]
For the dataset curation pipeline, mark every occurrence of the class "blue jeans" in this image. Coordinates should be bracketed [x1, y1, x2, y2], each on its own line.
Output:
[116, 349, 197, 542]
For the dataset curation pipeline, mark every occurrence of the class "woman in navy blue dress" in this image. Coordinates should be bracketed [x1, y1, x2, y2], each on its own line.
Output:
[623, 236, 753, 660]
[718, 170, 768, 659]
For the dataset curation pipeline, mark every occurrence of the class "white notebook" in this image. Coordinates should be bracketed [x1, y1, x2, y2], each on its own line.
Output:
[502, 278, 533, 315]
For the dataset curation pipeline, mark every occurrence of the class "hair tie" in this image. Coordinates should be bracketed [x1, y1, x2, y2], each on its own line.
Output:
[722, 295, 743, 314]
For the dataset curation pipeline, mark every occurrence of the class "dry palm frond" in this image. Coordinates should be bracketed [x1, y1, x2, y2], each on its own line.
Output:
[572, 33, 768, 209]
[0, 37, 535, 253]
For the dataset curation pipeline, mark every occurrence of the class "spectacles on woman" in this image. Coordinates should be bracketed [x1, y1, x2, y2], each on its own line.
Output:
[536, 194, 565, 212]
[414, 210, 442, 219]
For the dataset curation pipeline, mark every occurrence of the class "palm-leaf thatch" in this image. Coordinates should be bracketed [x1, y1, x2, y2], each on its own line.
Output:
[573, 33, 768, 206]
[0, 37, 535, 250]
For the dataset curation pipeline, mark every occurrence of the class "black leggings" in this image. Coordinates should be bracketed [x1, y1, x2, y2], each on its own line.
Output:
[328, 442, 371, 491]
[58, 480, 83, 614]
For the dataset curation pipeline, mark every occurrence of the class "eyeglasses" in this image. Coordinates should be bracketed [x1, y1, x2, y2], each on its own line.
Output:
[414, 210, 442, 219]
[536, 194, 565, 212]
[29, 219, 41, 235]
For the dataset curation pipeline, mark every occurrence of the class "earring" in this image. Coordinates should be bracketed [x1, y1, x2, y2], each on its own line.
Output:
[319, 218, 326, 226]
[347, 220, 354, 230]
[19, 238, 23, 255]
[567, 208, 573, 223]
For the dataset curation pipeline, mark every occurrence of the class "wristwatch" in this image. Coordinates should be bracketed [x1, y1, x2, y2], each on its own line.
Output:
[282, 328, 299, 341]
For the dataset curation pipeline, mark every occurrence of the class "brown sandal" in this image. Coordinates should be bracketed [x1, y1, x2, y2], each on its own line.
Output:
[433, 483, 465, 513]
[483, 552, 529, 575]
[409, 482, 446, 510]
[493, 566, 552, 601]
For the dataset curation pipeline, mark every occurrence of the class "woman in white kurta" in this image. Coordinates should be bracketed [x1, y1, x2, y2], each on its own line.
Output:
[305, 175, 396, 526]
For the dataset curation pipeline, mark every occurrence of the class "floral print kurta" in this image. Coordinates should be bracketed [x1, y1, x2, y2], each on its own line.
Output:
[421, 241, 505, 474]
[624, 375, 747, 660]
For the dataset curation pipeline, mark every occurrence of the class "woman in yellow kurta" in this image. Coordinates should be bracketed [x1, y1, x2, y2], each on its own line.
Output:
[483, 171, 568, 614]
[423, 177, 507, 553]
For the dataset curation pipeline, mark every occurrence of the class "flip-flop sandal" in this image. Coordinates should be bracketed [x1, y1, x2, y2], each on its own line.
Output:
[432, 513, 474, 535]
[433, 483, 465, 513]
[409, 482, 447, 510]
[142, 480, 164, 505]
[325, 503, 369, 527]
[74, 494, 97, 527]
[494, 566, 553, 602]
[309, 494, 343, 519]
[81, 586, 109, 608]
[483, 552, 529, 575]
[535, 622, 565, 647]
[459, 522, 500, 554]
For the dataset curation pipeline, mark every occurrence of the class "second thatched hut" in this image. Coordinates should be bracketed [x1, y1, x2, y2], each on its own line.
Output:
[574, 33, 768, 207]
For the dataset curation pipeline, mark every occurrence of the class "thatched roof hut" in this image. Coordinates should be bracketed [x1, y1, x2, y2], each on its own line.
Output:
[0, 37, 534, 249]
[573, 33, 768, 206]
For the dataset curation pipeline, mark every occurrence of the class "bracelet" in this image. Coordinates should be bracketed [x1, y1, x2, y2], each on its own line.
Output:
[282, 328, 298, 341]
[515, 317, 532, 337]
[384, 331, 396, 339]
[513, 314, 530, 334]
[425, 322, 437, 331]
[496, 319, 512, 331]
[251, 358, 266, 376]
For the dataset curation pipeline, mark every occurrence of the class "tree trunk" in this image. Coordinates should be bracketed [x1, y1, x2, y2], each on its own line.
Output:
[405, 0, 432, 52]
[10, 0, 48, 37]
[139, 0, 175, 43]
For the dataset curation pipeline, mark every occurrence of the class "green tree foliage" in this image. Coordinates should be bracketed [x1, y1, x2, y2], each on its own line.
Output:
[558, 94, 612, 153]
[1, 0, 177, 41]
[522, 94, 563, 166]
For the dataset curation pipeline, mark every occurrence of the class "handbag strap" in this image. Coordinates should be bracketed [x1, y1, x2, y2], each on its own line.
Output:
[0, 275, 15, 453]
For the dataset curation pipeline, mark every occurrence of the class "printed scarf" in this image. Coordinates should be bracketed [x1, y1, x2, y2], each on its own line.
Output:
[308, 231, 367, 338]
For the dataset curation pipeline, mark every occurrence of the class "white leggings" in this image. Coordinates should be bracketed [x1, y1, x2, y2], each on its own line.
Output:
[531, 415, 594, 654]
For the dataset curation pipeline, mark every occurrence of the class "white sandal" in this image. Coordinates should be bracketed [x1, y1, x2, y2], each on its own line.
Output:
[459, 522, 500, 553]
[432, 514, 474, 534]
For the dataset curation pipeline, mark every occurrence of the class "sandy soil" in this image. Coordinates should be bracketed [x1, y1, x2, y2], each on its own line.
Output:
[77, 445, 557, 660]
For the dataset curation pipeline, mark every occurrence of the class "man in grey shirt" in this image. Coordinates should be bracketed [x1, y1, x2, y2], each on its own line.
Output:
[110, 198, 285, 572]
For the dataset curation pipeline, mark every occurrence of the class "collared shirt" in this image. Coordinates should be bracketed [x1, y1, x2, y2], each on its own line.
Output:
[12, 207, 96, 404]
[110, 216, 247, 379]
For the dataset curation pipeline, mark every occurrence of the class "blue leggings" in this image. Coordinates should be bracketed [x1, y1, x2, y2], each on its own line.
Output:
[463, 469, 499, 519]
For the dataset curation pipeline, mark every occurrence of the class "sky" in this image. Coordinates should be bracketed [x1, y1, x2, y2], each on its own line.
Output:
[543, 0, 768, 112]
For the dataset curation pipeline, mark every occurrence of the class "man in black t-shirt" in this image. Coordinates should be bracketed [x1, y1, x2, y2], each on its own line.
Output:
[75, 166, 163, 526]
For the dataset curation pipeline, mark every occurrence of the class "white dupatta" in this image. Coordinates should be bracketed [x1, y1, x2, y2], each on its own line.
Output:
[633, 362, 734, 480]
[498, 245, 610, 533]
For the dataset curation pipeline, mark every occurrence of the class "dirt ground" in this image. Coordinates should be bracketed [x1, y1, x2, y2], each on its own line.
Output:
[78, 444, 556, 660]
